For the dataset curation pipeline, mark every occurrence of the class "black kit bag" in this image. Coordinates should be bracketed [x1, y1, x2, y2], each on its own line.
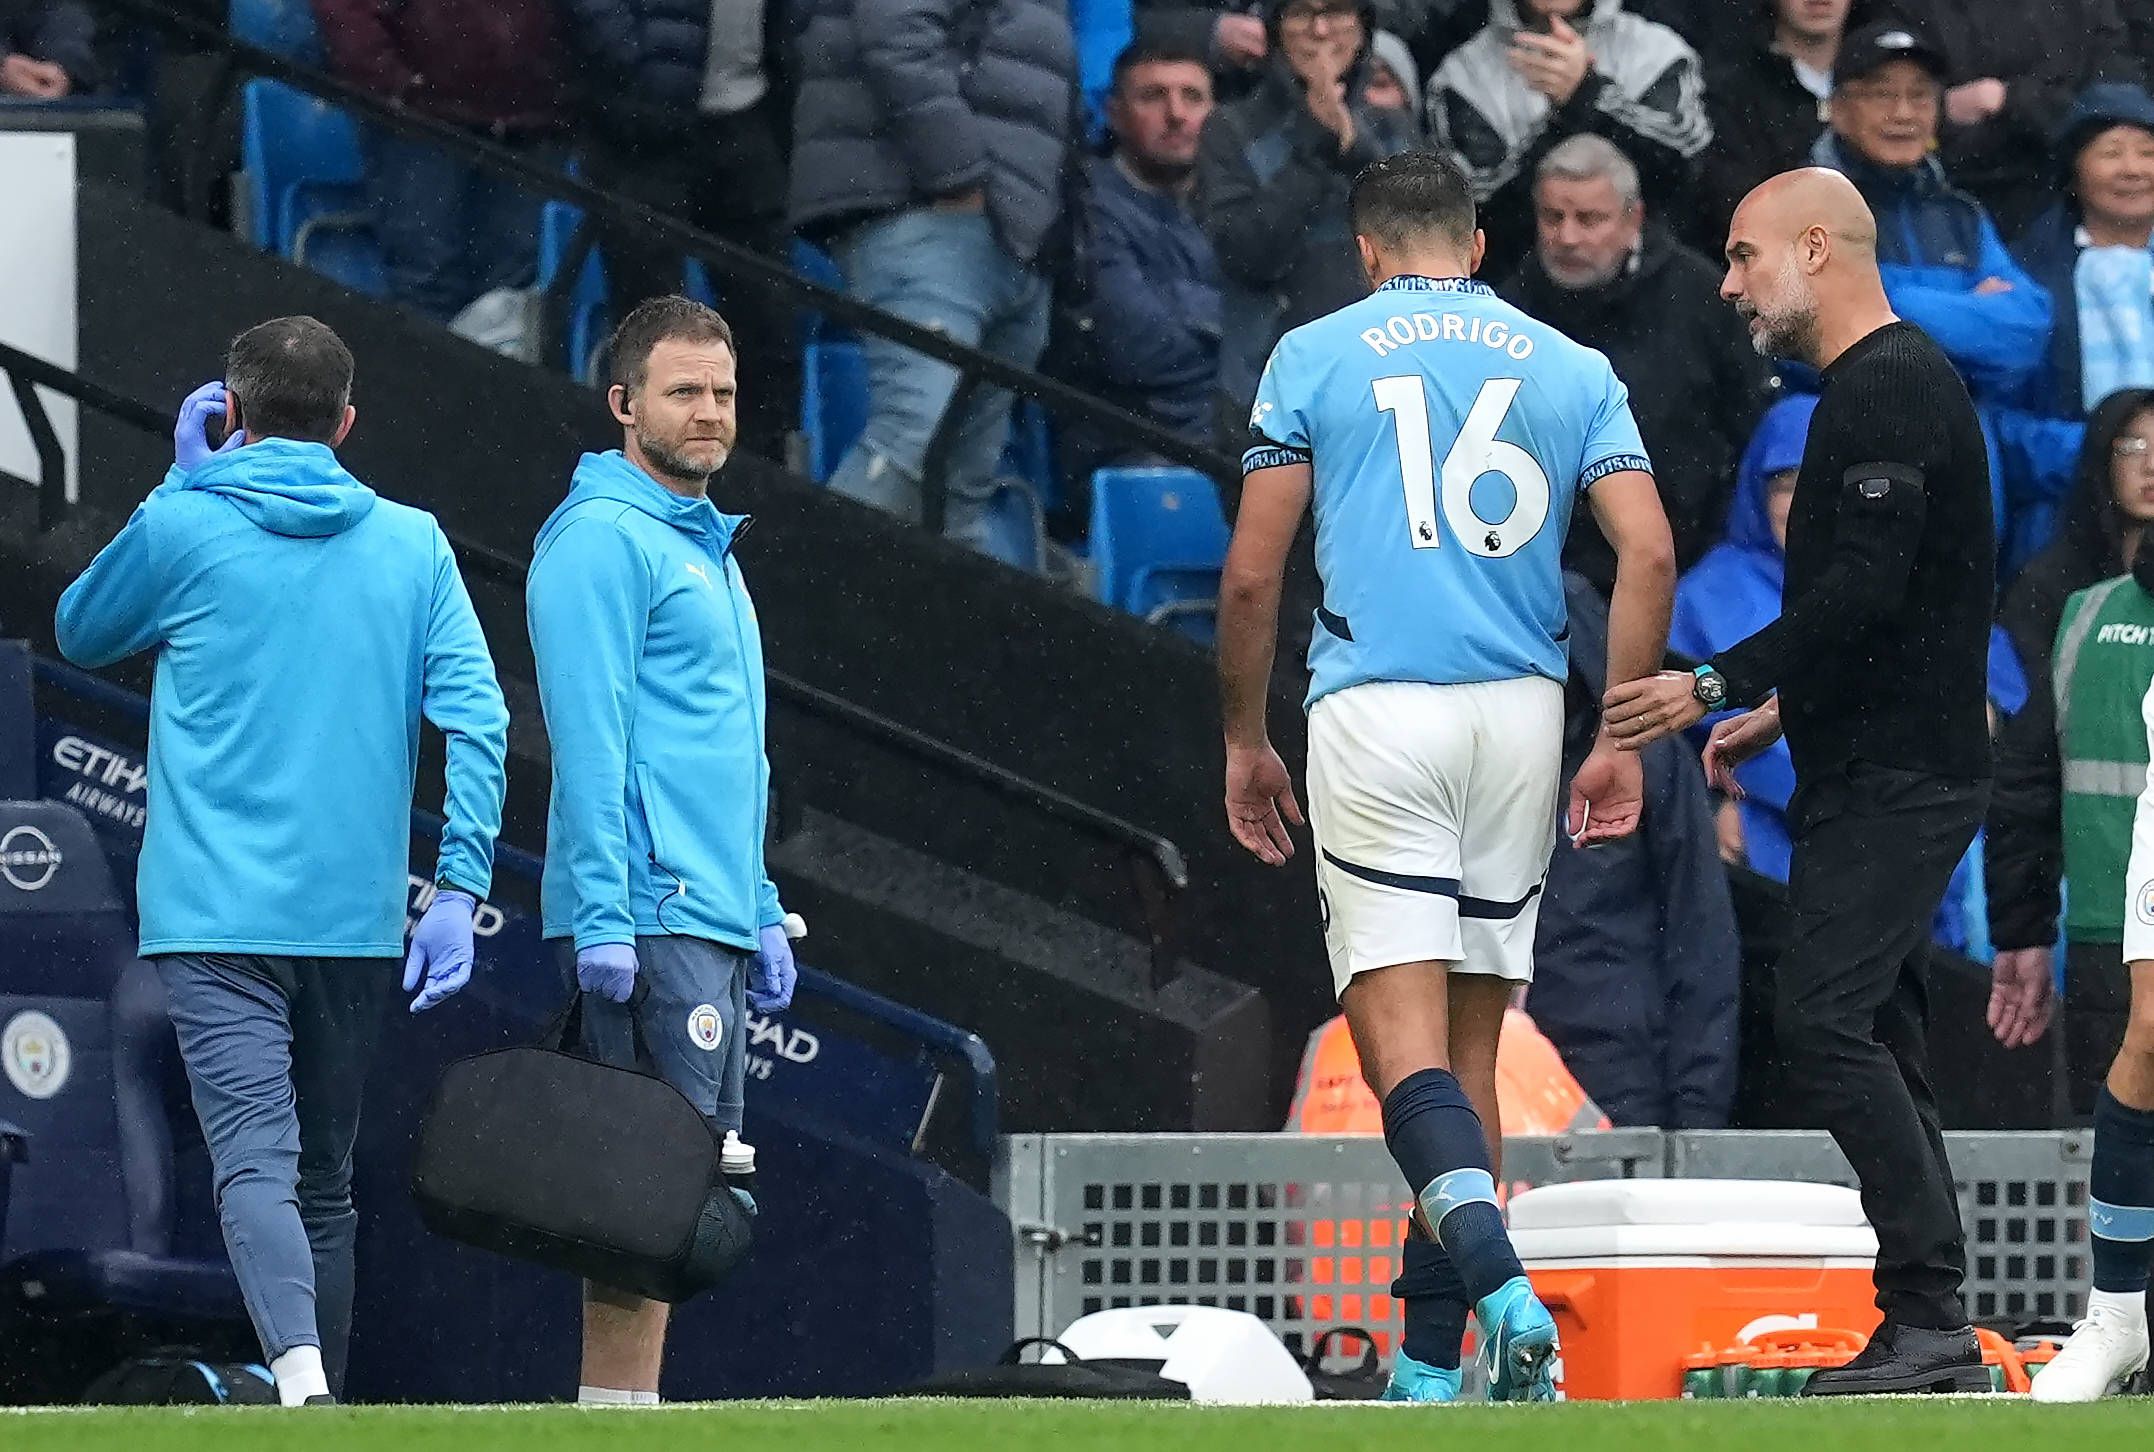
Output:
[82, 1353, 278, 1405]
[411, 989, 753, 1304]
[900, 1338, 1193, 1400]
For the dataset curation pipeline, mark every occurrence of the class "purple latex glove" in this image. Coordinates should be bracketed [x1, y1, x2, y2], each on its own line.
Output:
[403, 888, 476, 1013]
[750, 923, 797, 1014]
[173, 381, 244, 472]
[577, 942, 638, 1003]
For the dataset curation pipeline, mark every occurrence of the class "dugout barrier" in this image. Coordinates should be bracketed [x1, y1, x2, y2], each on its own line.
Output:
[998, 1130, 2093, 1355]
[0, 643, 1017, 1400]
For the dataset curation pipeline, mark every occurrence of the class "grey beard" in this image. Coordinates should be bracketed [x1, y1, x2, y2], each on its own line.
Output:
[639, 431, 725, 484]
[1753, 308, 1820, 365]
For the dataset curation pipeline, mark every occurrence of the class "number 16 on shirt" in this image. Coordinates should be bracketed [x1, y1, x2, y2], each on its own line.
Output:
[1373, 376, 1551, 559]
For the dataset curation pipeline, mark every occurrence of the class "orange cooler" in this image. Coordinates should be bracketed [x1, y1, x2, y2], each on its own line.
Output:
[1507, 1180, 1883, 1400]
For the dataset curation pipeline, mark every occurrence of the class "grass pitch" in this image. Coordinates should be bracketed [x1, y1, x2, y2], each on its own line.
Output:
[10, 1397, 2153, 1452]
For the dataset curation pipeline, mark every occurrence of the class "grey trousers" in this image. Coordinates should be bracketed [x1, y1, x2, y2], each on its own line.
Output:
[558, 935, 751, 1132]
[154, 953, 393, 1392]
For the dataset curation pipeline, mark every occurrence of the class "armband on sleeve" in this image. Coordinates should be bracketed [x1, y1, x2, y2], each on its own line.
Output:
[1842, 460, 1926, 508]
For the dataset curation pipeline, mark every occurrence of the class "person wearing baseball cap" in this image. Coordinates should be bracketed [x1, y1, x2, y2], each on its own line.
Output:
[1846, 0, 2132, 234]
[1809, 18, 2054, 407]
[1831, 18, 1946, 94]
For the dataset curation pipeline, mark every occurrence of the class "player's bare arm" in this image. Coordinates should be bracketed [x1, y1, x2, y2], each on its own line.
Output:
[1218, 460, 1312, 866]
[1568, 468, 1675, 844]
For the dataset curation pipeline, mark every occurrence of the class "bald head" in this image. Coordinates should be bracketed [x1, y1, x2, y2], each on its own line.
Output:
[1720, 167, 1890, 367]
[1735, 168, 1878, 259]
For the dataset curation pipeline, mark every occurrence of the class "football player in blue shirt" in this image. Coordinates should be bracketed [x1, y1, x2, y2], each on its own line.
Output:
[1218, 150, 1677, 1402]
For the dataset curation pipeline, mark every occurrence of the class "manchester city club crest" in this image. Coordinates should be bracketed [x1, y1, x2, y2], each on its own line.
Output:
[686, 1003, 724, 1052]
[3, 1010, 70, 1099]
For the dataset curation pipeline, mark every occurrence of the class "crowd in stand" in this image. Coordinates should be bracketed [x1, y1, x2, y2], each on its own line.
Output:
[1, 0, 95, 95]
[27, 0, 2154, 1125]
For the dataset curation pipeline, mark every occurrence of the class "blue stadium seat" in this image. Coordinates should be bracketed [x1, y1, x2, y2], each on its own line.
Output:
[536, 205, 745, 378]
[1090, 466, 1228, 640]
[1000, 401, 1059, 519]
[239, 80, 384, 296]
[981, 480, 1046, 574]
[0, 802, 241, 1322]
[536, 202, 609, 381]
[798, 338, 1043, 569]
[683, 258, 720, 308]
[789, 239, 843, 293]
[229, 0, 324, 62]
[801, 334, 868, 483]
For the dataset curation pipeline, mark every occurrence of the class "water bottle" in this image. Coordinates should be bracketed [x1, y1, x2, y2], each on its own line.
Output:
[722, 1131, 758, 1216]
[1681, 1350, 1725, 1399]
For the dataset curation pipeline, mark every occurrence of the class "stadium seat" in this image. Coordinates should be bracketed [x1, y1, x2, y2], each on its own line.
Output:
[795, 238, 1057, 515]
[238, 80, 384, 297]
[982, 480, 1047, 574]
[797, 342, 1041, 568]
[789, 239, 843, 293]
[229, 0, 324, 62]
[0, 802, 240, 1322]
[536, 201, 609, 381]
[1089, 466, 1228, 639]
[800, 334, 868, 483]
[1001, 400, 1059, 518]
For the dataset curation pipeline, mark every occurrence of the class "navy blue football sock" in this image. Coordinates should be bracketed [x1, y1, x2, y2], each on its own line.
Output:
[2091, 1087, 2154, 1294]
[1382, 1067, 1525, 1303]
[1394, 1220, 1469, 1371]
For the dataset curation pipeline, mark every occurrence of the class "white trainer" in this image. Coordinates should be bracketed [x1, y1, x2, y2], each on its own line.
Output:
[2032, 1294, 2150, 1404]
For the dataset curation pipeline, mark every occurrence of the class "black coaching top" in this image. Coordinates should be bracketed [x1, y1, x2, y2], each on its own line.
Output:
[1713, 321, 1995, 782]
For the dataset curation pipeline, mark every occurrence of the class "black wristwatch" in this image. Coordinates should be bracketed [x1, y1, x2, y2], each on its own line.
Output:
[1691, 664, 1728, 710]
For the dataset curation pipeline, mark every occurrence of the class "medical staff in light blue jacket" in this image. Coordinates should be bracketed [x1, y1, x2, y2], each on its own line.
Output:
[525, 295, 795, 1406]
[53, 316, 507, 1406]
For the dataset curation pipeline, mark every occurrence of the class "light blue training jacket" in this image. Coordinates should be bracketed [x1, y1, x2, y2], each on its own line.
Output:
[54, 438, 509, 957]
[526, 450, 784, 953]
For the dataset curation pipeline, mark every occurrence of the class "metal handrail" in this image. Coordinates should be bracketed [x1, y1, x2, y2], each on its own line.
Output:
[91, 0, 1244, 491]
[0, 342, 1190, 971]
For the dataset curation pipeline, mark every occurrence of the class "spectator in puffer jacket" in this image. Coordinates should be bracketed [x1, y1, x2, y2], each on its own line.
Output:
[557, 0, 796, 463]
[1058, 41, 1224, 517]
[2015, 84, 2154, 421]
[1195, 0, 1414, 423]
[313, 0, 564, 325]
[1810, 21, 2054, 407]
[0, 0, 95, 97]
[1427, 0, 1711, 273]
[788, 0, 1076, 560]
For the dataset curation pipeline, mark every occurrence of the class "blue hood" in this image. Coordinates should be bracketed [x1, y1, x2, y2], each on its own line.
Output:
[173, 437, 376, 537]
[1724, 393, 1818, 560]
[537, 450, 745, 555]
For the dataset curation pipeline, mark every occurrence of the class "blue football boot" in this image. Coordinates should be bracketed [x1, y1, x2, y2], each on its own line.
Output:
[1476, 1276, 1559, 1403]
[1379, 1349, 1464, 1403]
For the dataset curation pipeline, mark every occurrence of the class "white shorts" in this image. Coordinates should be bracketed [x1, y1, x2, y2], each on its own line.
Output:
[1306, 676, 1564, 998]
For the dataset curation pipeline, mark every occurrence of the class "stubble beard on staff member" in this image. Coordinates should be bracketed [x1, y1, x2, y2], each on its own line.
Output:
[1735, 248, 1822, 365]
